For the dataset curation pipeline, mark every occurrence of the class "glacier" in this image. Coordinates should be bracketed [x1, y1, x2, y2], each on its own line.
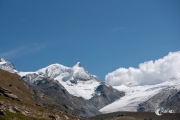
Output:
[100, 78, 180, 113]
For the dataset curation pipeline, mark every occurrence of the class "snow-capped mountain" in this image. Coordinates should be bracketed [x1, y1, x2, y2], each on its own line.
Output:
[0, 58, 102, 99]
[0, 58, 18, 73]
[0, 58, 124, 117]
[100, 78, 180, 113]
[20, 62, 102, 99]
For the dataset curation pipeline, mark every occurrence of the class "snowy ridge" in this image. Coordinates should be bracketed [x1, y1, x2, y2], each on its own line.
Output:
[100, 78, 180, 113]
[18, 72, 38, 77]
[37, 63, 72, 79]
[0, 58, 18, 73]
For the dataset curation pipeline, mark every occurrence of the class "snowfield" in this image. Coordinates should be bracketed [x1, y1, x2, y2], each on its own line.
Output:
[58, 79, 100, 99]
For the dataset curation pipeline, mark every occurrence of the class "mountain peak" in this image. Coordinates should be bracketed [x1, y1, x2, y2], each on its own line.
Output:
[0, 58, 18, 73]
[0, 58, 6, 62]
[74, 62, 82, 68]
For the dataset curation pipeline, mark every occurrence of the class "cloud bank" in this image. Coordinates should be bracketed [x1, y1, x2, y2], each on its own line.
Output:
[105, 51, 180, 86]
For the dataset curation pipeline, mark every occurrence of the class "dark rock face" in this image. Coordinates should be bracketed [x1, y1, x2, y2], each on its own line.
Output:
[89, 84, 125, 109]
[0, 108, 6, 116]
[137, 89, 180, 113]
[160, 90, 180, 112]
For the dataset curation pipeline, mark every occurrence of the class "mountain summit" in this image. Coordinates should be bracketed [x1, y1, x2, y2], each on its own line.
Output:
[73, 62, 82, 67]
[0, 58, 6, 62]
[0, 58, 18, 73]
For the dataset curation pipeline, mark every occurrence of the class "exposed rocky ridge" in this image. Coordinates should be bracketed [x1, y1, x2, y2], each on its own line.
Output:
[90, 84, 124, 110]
[161, 90, 180, 112]
[138, 88, 180, 113]
[0, 87, 19, 101]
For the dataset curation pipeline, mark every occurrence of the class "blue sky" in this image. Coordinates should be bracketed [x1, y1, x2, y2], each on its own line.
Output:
[0, 0, 180, 80]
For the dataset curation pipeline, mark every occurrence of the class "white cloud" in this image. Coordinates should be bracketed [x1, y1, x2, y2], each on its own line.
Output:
[0, 44, 45, 59]
[105, 51, 180, 86]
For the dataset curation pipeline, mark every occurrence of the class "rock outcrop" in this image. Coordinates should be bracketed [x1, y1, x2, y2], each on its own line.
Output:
[0, 87, 19, 101]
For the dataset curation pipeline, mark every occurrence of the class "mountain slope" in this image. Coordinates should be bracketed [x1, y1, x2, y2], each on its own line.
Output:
[0, 69, 80, 120]
[0, 69, 36, 104]
[138, 84, 180, 113]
